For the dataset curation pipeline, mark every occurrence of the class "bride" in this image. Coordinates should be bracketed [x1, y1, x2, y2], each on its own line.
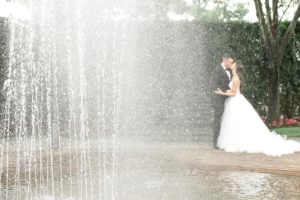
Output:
[214, 60, 300, 156]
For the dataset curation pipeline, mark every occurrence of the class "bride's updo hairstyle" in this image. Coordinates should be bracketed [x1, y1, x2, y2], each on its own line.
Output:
[235, 60, 244, 92]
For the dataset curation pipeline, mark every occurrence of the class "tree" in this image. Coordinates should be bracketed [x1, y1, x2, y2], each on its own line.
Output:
[253, 0, 300, 125]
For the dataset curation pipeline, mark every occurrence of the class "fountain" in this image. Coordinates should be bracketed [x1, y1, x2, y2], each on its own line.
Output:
[0, 0, 211, 199]
[0, 0, 125, 199]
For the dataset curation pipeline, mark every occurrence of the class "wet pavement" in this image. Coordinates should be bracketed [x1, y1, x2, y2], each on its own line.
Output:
[116, 138, 300, 200]
[1, 137, 300, 200]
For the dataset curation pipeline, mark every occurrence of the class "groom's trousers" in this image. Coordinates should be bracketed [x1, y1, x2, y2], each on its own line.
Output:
[212, 97, 226, 148]
[213, 108, 224, 148]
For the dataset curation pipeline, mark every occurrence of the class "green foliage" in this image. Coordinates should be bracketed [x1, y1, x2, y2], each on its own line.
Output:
[280, 23, 300, 117]
[233, 3, 249, 21]
[275, 127, 300, 137]
[186, 0, 249, 22]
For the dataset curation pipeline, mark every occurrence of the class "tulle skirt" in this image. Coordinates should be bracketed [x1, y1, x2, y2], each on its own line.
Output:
[217, 94, 300, 156]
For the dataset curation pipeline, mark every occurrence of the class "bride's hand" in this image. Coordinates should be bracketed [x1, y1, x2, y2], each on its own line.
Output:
[214, 88, 223, 95]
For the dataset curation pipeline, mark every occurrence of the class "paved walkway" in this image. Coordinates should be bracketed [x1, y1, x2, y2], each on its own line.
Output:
[1, 139, 300, 199]
[176, 141, 300, 176]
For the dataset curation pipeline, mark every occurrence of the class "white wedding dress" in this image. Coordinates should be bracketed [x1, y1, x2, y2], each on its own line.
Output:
[217, 82, 300, 156]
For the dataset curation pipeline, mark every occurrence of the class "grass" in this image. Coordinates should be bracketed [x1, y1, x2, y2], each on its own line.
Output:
[274, 127, 300, 137]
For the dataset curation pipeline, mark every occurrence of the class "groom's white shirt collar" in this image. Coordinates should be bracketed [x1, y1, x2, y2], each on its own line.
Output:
[221, 63, 231, 80]
[221, 63, 226, 70]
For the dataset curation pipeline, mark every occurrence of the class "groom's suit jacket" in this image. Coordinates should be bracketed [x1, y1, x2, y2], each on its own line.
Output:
[210, 65, 231, 109]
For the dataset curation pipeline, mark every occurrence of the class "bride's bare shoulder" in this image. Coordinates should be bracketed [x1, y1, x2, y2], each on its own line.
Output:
[232, 76, 240, 84]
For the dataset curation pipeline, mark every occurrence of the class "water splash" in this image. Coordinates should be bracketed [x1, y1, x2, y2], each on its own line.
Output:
[1, 0, 123, 199]
[1, 0, 212, 199]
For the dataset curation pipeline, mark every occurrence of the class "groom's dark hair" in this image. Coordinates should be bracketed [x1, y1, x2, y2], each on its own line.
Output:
[223, 53, 235, 62]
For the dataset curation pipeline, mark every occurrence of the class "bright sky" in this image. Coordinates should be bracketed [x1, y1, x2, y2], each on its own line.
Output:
[0, 0, 297, 22]
[0, 0, 255, 21]
[0, 0, 31, 20]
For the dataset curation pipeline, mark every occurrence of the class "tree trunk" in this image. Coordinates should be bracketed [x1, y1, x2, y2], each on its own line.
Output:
[253, 0, 300, 126]
[267, 45, 285, 127]
[267, 62, 280, 126]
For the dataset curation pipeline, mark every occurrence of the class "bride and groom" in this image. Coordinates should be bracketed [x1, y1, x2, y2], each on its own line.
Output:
[211, 54, 300, 156]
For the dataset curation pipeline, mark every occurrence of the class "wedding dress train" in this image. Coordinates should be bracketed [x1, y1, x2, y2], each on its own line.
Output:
[217, 83, 300, 156]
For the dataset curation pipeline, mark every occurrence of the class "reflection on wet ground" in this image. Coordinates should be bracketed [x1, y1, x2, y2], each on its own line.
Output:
[1, 137, 300, 200]
[117, 138, 300, 200]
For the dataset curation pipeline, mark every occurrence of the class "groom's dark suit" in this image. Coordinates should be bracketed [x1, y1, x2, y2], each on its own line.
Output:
[210, 65, 231, 148]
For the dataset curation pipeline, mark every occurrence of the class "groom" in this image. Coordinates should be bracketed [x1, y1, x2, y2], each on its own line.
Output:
[210, 54, 235, 149]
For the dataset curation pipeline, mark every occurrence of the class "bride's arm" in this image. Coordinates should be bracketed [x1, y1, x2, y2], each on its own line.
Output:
[214, 77, 240, 97]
